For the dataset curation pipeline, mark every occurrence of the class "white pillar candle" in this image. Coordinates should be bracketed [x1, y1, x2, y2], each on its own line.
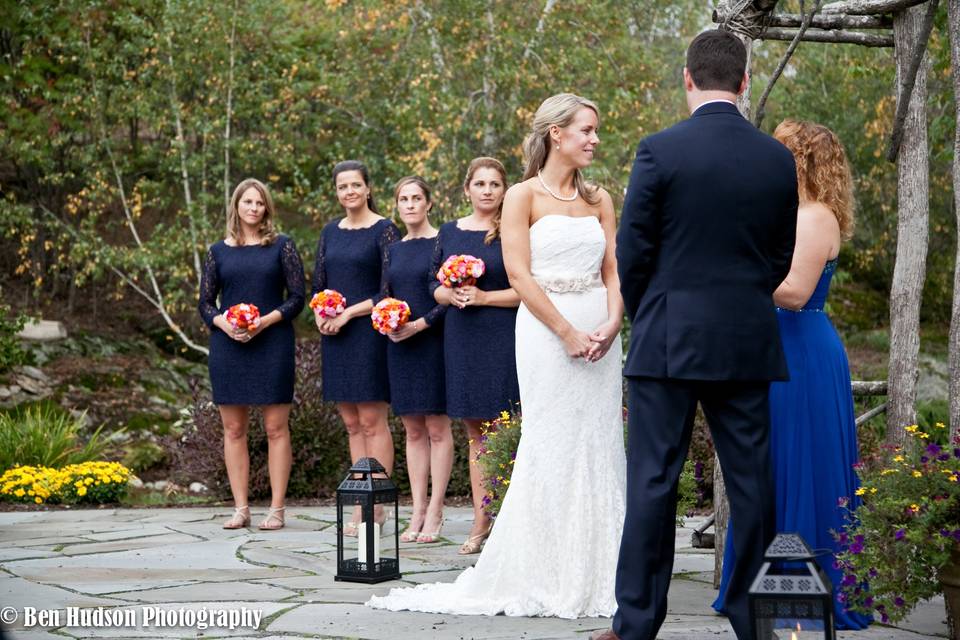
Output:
[357, 522, 381, 564]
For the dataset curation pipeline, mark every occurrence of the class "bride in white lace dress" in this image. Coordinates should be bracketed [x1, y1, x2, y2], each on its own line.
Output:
[368, 93, 625, 619]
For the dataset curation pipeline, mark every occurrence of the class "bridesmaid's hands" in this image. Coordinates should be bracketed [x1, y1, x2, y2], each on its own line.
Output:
[454, 285, 486, 309]
[314, 311, 338, 335]
[388, 318, 426, 343]
[586, 319, 620, 363]
[434, 286, 456, 307]
[216, 314, 254, 343]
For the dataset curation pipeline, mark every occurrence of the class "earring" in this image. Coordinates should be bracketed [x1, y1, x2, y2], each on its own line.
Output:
[555, 145, 559, 150]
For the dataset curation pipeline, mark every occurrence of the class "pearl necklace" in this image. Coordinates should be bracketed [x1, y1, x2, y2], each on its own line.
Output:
[537, 169, 579, 202]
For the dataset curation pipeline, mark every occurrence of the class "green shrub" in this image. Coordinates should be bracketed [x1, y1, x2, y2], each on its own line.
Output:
[0, 304, 33, 374]
[0, 404, 109, 472]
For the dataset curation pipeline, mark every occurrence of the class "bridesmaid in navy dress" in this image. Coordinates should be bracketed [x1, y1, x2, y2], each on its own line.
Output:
[431, 157, 521, 554]
[713, 121, 870, 630]
[198, 178, 306, 531]
[382, 176, 452, 544]
[312, 161, 400, 534]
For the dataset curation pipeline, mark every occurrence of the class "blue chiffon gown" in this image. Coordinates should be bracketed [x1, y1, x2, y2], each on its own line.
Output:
[712, 258, 871, 630]
[312, 218, 400, 403]
[429, 221, 520, 420]
[382, 237, 447, 415]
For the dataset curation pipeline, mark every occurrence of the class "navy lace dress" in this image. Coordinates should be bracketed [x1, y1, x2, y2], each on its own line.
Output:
[713, 259, 871, 631]
[430, 221, 520, 420]
[382, 238, 447, 416]
[312, 218, 400, 403]
[198, 235, 306, 405]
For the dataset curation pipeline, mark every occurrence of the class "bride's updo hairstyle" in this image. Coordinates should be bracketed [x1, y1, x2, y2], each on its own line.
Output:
[521, 93, 600, 206]
[773, 119, 855, 241]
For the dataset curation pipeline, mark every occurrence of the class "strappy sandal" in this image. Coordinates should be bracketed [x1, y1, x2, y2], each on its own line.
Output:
[458, 522, 492, 555]
[222, 505, 250, 529]
[258, 506, 285, 531]
[416, 517, 445, 544]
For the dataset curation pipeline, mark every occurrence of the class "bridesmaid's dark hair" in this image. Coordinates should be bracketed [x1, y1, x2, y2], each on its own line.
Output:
[332, 160, 379, 213]
[226, 178, 278, 246]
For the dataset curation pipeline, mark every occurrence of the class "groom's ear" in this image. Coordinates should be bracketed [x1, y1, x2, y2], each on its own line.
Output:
[682, 67, 695, 92]
[736, 72, 748, 96]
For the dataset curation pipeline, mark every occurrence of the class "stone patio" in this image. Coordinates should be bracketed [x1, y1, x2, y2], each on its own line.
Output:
[0, 507, 947, 639]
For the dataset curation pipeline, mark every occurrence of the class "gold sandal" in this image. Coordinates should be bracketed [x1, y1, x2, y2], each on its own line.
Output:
[258, 506, 285, 531]
[458, 522, 492, 555]
[416, 517, 445, 544]
[222, 505, 250, 530]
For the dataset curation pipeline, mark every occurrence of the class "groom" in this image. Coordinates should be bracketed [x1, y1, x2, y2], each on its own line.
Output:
[593, 30, 798, 640]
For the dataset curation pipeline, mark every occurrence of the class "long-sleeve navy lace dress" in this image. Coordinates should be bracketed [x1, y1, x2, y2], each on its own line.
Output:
[198, 235, 306, 405]
[382, 237, 447, 416]
[312, 218, 400, 403]
[430, 221, 519, 420]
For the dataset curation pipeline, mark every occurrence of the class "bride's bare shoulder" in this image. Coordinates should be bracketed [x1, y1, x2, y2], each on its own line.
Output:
[504, 180, 536, 207]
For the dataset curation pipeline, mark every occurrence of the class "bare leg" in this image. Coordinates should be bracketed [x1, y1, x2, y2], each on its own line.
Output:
[260, 404, 292, 529]
[401, 415, 429, 539]
[357, 401, 393, 524]
[337, 402, 364, 529]
[219, 405, 251, 527]
[422, 414, 453, 534]
[464, 419, 492, 539]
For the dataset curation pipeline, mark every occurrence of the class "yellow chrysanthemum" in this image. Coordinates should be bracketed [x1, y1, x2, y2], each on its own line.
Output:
[855, 487, 867, 496]
[77, 486, 87, 497]
[913, 471, 923, 478]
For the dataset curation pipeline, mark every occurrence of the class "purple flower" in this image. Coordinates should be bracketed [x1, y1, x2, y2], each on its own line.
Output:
[838, 496, 849, 508]
[837, 532, 849, 545]
[940, 453, 951, 462]
[895, 528, 906, 541]
[920, 455, 929, 463]
[868, 568, 879, 578]
[864, 596, 874, 607]
[927, 443, 942, 455]
[894, 597, 905, 607]
[881, 612, 890, 624]
[841, 574, 857, 587]
[837, 592, 846, 603]
[849, 535, 865, 555]
[952, 529, 960, 542]
[953, 448, 960, 459]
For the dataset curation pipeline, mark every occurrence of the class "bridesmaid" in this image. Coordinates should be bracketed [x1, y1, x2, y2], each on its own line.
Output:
[382, 176, 453, 544]
[312, 160, 400, 534]
[713, 120, 870, 630]
[431, 157, 521, 554]
[198, 178, 305, 531]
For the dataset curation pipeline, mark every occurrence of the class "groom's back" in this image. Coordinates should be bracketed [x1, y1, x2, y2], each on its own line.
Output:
[618, 103, 798, 381]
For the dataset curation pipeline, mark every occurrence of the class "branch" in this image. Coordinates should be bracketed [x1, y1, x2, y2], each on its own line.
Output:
[821, 0, 931, 15]
[759, 27, 894, 45]
[766, 12, 891, 28]
[886, 0, 939, 162]
[163, 0, 201, 291]
[755, 0, 825, 129]
[521, 0, 558, 64]
[223, 0, 238, 218]
[852, 380, 889, 395]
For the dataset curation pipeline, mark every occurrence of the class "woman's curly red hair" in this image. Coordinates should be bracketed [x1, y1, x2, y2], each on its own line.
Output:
[774, 119, 855, 241]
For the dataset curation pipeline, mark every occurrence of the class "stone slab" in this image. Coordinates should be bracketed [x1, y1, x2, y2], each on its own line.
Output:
[104, 581, 297, 603]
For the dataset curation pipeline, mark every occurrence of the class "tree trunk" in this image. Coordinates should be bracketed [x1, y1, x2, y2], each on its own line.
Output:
[886, 4, 930, 445]
[714, 36, 754, 587]
[947, 0, 960, 441]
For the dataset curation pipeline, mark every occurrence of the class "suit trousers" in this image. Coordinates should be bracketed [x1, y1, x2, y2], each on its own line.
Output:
[613, 377, 776, 640]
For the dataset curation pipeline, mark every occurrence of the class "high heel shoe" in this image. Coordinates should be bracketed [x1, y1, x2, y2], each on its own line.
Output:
[222, 505, 250, 529]
[458, 521, 492, 555]
[416, 517, 445, 544]
[343, 519, 360, 537]
[258, 506, 285, 530]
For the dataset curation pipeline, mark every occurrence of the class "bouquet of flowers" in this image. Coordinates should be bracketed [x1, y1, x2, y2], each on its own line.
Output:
[310, 289, 346, 318]
[371, 298, 411, 335]
[224, 303, 260, 330]
[437, 254, 485, 288]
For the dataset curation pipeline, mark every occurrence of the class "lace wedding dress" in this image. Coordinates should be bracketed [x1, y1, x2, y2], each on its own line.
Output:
[367, 214, 626, 619]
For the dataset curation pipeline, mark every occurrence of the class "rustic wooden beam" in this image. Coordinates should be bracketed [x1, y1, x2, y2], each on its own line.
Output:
[760, 27, 894, 46]
[767, 12, 892, 28]
[852, 380, 889, 395]
[821, 0, 932, 16]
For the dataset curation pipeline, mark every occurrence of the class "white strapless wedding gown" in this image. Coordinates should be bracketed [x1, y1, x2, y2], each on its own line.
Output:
[368, 214, 626, 618]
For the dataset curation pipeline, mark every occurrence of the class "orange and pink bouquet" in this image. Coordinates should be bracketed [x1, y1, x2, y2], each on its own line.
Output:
[437, 254, 485, 288]
[371, 298, 411, 335]
[224, 303, 260, 330]
[310, 289, 346, 318]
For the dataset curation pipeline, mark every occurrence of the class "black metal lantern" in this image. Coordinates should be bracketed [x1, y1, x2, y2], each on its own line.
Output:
[334, 457, 400, 583]
[748, 533, 836, 639]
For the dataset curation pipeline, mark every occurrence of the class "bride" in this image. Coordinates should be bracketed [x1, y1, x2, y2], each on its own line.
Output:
[367, 93, 625, 619]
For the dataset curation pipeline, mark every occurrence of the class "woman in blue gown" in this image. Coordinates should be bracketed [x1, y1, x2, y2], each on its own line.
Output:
[312, 161, 400, 535]
[198, 178, 306, 531]
[382, 176, 452, 544]
[431, 157, 521, 554]
[713, 120, 871, 630]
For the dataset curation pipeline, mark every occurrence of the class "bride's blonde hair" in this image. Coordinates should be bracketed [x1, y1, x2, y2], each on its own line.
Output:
[521, 93, 600, 205]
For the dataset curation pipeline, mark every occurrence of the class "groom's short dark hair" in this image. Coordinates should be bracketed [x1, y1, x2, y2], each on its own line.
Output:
[686, 29, 746, 93]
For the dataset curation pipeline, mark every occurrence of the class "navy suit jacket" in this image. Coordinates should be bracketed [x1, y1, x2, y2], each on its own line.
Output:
[617, 101, 798, 381]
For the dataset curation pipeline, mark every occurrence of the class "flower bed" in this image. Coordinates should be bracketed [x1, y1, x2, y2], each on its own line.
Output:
[0, 461, 131, 505]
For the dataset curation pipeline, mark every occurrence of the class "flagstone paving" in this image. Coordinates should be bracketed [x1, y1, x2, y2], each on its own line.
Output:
[0, 507, 947, 639]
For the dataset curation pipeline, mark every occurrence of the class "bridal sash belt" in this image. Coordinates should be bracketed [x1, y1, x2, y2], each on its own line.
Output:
[533, 271, 603, 293]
